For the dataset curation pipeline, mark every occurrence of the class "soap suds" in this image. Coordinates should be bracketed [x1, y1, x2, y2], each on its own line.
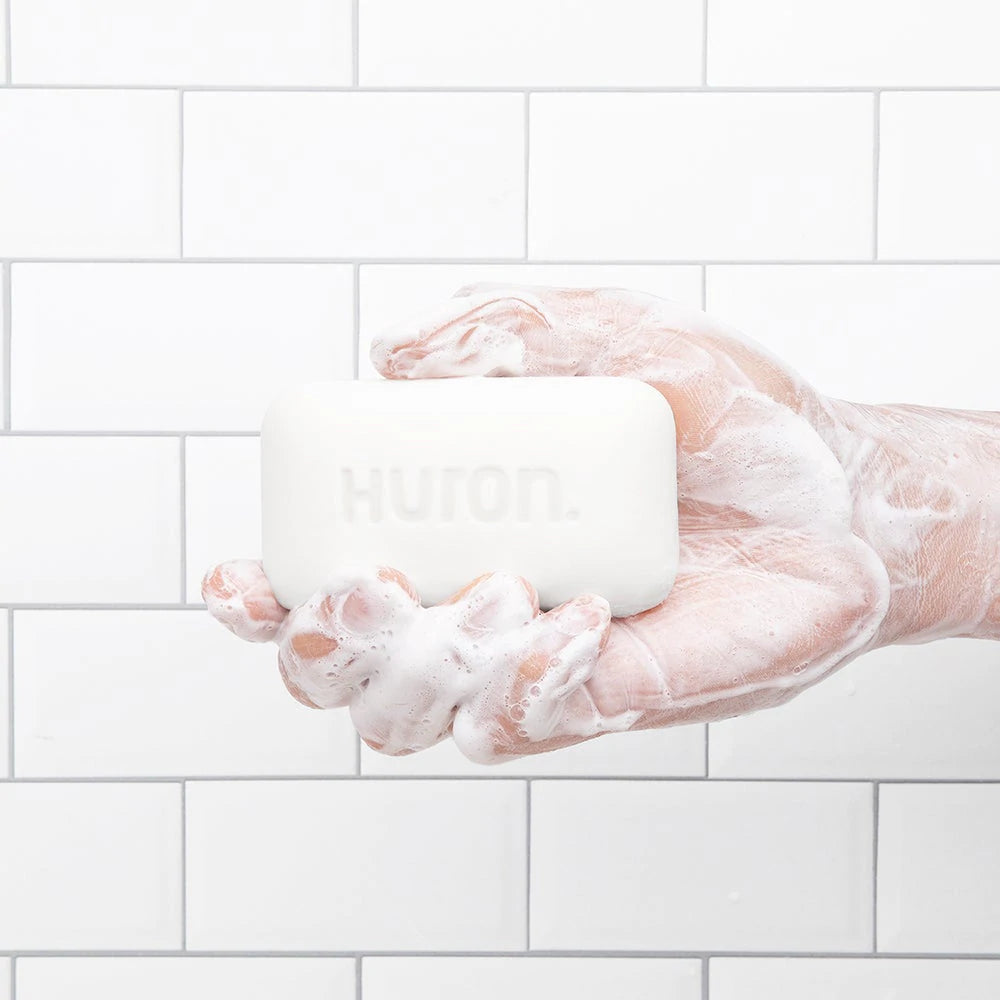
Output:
[205, 284, 1000, 763]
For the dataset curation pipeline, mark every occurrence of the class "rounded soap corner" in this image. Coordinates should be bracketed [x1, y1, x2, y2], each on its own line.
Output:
[620, 377, 676, 432]
[260, 382, 310, 437]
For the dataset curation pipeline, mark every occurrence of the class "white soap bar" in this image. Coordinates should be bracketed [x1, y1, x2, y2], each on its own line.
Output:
[260, 377, 678, 617]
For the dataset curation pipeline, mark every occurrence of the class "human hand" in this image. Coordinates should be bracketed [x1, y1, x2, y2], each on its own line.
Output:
[204, 285, 1000, 763]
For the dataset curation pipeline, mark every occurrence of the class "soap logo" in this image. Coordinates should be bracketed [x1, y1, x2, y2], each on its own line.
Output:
[340, 466, 579, 523]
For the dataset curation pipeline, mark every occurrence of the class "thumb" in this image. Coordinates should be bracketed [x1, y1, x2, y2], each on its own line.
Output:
[369, 284, 701, 381]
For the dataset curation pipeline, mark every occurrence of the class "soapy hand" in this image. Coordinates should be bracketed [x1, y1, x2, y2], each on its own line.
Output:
[204, 285, 1000, 763]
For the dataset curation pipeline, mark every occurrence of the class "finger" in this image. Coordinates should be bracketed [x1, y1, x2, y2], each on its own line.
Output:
[202, 560, 287, 642]
[350, 571, 540, 756]
[452, 592, 614, 764]
[276, 566, 420, 710]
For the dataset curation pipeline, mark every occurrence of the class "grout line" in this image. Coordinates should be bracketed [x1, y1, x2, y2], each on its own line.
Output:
[6, 609, 12, 779]
[702, 955, 709, 1000]
[873, 782, 880, 952]
[1, 773, 998, 784]
[2, 261, 10, 429]
[5, 83, 1000, 93]
[352, 262, 361, 379]
[351, 0, 359, 87]
[7, 256, 1000, 267]
[703, 724, 710, 777]
[10, 955, 14, 1000]
[180, 781, 187, 950]
[3, 948, 1000, 959]
[872, 91, 881, 260]
[3, 0, 10, 84]
[525, 780, 532, 951]
[1, 603, 208, 611]
[178, 91, 185, 256]
[701, 0, 709, 86]
[179, 436, 187, 602]
[700, 264, 707, 312]
[355, 733, 362, 776]
[355, 955, 362, 1000]
[523, 92, 530, 260]
[0, 430, 258, 437]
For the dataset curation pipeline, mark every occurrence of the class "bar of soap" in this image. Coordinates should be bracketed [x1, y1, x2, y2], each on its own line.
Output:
[261, 376, 678, 617]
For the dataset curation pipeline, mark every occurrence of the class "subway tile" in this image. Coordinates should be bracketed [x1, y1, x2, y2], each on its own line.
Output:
[364, 958, 701, 1000]
[0, 616, 7, 777]
[0, 783, 181, 949]
[710, 958, 1000, 999]
[878, 784, 1000, 953]
[361, 725, 705, 777]
[184, 93, 524, 258]
[358, 264, 702, 379]
[708, 0, 1000, 86]
[16, 958, 354, 1000]
[879, 93, 1000, 259]
[359, 0, 701, 86]
[0, 90, 178, 257]
[185, 437, 260, 602]
[531, 781, 872, 951]
[10, 0, 351, 85]
[1, 267, 6, 421]
[13, 610, 355, 777]
[0, 437, 179, 603]
[706, 264, 1000, 409]
[529, 94, 873, 261]
[709, 639, 1000, 779]
[11, 264, 353, 431]
[186, 780, 526, 950]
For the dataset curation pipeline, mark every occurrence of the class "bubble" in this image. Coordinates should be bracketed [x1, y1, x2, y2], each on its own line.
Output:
[529, 685, 541, 697]
[509, 705, 526, 721]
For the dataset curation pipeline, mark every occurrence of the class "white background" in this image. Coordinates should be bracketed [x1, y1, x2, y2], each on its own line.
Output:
[2, 1, 1000, 997]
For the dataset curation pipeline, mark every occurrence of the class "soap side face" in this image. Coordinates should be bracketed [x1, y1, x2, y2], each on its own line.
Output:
[261, 377, 678, 617]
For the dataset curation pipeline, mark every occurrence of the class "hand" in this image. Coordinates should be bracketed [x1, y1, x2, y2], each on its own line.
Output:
[204, 284, 999, 763]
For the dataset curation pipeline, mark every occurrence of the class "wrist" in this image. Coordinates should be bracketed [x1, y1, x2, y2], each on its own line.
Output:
[823, 397, 1000, 646]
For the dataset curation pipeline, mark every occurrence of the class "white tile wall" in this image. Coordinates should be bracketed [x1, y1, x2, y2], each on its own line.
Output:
[183, 93, 525, 258]
[707, 265, 1000, 409]
[877, 785, 1000, 953]
[2, 3, 999, 996]
[359, 0, 703, 87]
[11, 264, 353, 430]
[0, 437, 180, 603]
[360, 725, 706, 778]
[0, 783, 181, 949]
[185, 780, 526, 950]
[708, 0, 1000, 86]
[710, 958, 1000, 999]
[528, 94, 874, 260]
[16, 958, 356, 1000]
[0, 91, 178, 258]
[363, 957, 702, 1000]
[184, 437, 261, 601]
[709, 639, 1000, 779]
[13, 611, 356, 777]
[10, 0, 352, 86]
[530, 781, 873, 951]
[878, 93, 1000, 260]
